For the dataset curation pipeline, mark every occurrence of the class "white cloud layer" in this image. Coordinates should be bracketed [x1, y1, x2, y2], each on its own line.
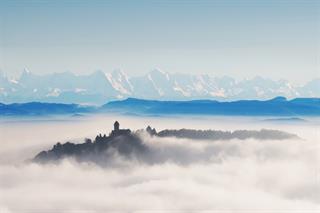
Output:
[0, 116, 319, 212]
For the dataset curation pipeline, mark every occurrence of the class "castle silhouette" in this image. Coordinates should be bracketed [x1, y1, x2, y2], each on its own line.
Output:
[94, 121, 131, 142]
[110, 121, 131, 136]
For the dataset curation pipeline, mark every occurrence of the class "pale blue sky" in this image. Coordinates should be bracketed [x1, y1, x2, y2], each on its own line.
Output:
[0, 0, 319, 83]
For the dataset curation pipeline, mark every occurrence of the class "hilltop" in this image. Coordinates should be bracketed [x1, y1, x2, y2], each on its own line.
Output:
[34, 121, 299, 165]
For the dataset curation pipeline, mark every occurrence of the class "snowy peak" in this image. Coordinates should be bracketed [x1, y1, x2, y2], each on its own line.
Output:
[105, 69, 133, 96]
[149, 68, 170, 81]
[0, 69, 319, 104]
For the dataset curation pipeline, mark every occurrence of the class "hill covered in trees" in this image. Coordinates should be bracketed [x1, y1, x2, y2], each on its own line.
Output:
[34, 121, 299, 165]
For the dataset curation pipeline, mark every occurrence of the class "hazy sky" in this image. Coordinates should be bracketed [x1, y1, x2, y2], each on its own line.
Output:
[0, 0, 319, 83]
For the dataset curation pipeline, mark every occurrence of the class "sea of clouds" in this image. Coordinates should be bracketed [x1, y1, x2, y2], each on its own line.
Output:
[0, 115, 319, 212]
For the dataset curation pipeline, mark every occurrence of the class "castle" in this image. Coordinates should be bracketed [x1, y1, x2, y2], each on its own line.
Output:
[110, 121, 131, 136]
[94, 121, 131, 142]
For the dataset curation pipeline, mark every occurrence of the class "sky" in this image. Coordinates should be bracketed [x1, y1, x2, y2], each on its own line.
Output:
[0, 0, 319, 83]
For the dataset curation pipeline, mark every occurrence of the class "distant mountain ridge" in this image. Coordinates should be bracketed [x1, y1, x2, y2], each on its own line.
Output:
[1, 97, 319, 116]
[0, 69, 319, 104]
[0, 102, 94, 116]
[102, 97, 320, 116]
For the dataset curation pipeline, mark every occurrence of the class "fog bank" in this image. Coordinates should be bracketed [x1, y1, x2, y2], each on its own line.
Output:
[0, 115, 319, 212]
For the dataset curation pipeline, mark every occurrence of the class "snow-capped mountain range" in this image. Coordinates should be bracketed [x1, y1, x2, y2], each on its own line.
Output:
[0, 69, 319, 104]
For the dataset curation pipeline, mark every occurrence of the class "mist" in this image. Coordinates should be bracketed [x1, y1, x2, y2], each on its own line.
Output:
[0, 115, 319, 212]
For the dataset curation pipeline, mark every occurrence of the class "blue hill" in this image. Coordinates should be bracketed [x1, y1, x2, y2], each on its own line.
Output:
[0, 102, 95, 116]
[102, 97, 320, 116]
[1, 97, 319, 116]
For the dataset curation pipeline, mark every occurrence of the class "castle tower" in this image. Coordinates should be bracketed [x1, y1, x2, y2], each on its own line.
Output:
[114, 121, 119, 132]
